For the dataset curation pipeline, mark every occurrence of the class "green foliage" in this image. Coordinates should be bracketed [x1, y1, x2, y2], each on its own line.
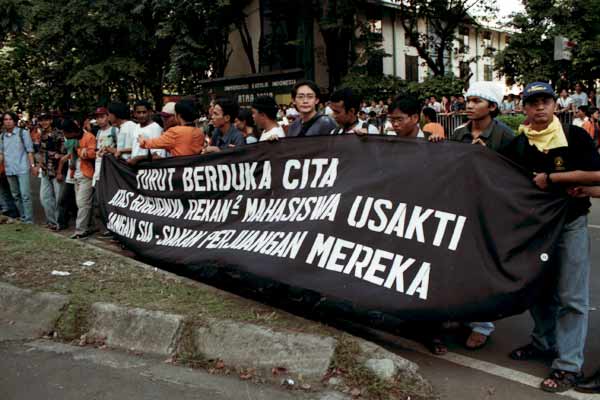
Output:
[341, 73, 409, 100]
[497, 114, 526, 132]
[0, 0, 250, 112]
[496, 0, 600, 86]
[407, 75, 465, 101]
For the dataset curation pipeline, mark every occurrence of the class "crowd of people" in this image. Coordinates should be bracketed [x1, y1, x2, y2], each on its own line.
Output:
[1, 78, 600, 394]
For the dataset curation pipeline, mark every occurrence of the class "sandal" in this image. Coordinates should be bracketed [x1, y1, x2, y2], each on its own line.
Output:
[541, 369, 582, 393]
[509, 343, 556, 361]
[426, 338, 448, 356]
[465, 331, 488, 350]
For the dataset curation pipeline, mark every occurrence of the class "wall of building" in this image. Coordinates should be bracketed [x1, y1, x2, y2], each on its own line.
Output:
[313, 22, 330, 91]
[381, 9, 509, 90]
[224, 0, 261, 77]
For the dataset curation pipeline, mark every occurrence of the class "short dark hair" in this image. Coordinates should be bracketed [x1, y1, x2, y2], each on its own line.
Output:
[292, 80, 321, 100]
[61, 118, 82, 134]
[134, 100, 152, 111]
[330, 88, 361, 114]
[175, 100, 199, 122]
[215, 97, 239, 121]
[589, 107, 598, 117]
[251, 96, 278, 120]
[389, 97, 420, 116]
[2, 112, 18, 124]
[422, 107, 437, 121]
[578, 105, 589, 114]
[108, 102, 130, 120]
[236, 108, 255, 127]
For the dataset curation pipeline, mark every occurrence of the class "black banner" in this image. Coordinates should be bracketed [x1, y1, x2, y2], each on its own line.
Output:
[97, 136, 568, 321]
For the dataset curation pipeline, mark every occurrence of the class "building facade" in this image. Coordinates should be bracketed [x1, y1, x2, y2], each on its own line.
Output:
[207, 0, 510, 104]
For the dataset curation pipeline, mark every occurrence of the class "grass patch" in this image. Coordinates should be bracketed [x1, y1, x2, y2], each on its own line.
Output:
[0, 224, 332, 336]
[329, 335, 435, 400]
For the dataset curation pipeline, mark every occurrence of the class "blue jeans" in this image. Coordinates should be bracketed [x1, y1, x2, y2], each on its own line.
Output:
[0, 175, 18, 217]
[6, 173, 33, 223]
[530, 215, 590, 373]
[40, 175, 64, 226]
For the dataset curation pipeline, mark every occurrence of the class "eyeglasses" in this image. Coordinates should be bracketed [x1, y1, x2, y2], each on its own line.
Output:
[295, 94, 316, 100]
[389, 116, 408, 124]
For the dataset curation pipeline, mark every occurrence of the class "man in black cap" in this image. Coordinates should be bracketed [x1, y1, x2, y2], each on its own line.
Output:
[501, 82, 600, 393]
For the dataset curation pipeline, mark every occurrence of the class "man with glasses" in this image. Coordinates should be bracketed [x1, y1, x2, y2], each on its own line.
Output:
[386, 97, 424, 138]
[287, 80, 336, 137]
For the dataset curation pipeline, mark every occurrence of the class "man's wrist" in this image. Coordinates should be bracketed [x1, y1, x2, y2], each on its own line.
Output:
[546, 172, 553, 186]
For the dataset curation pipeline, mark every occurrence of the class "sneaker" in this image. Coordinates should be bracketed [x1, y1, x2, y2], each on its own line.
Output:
[99, 230, 113, 238]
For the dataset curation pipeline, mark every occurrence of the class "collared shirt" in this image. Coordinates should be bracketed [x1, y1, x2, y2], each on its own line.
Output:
[211, 125, 245, 149]
[501, 125, 600, 222]
[330, 119, 379, 135]
[37, 128, 66, 178]
[143, 125, 204, 156]
[0, 128, 34, 176]
[452, 119, 515, 152]
[571, 92, 589, 108]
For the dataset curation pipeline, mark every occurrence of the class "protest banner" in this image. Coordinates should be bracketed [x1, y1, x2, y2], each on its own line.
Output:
[97, 136, 567, 321]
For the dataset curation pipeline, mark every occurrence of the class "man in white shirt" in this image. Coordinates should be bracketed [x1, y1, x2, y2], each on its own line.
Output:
[129, 100, 165, 165]
[107, 102, 136, 161]
[251, 96, 286, 142]
[429, 96, 442, 113]
[93, 107, 117, 186]
[570, 83, 589, 108]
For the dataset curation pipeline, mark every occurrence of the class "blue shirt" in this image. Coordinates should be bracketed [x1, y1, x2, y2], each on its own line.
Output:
[212, 125, 246, 149]
[0, 128, 33, 176]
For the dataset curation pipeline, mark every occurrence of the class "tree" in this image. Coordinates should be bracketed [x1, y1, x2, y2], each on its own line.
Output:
[495, 0, 600, 87]
[312, 0, 368, 92]
[393, 0, 496, 77]
[0, 0, 245, 112]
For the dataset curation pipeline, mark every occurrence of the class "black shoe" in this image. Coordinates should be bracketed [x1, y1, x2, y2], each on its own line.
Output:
[576, 370, 600, 393]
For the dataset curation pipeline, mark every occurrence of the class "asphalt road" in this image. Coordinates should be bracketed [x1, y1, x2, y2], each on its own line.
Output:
[22, 178, 600, 399]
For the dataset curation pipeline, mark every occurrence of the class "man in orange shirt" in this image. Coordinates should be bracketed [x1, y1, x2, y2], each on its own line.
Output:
[61, 119, 96, 239]
[421, 107, 445, 138]
[138, 100, 204, 157]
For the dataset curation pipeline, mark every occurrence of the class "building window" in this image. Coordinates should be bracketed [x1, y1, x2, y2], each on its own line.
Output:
[406, 55, 419, 82]
[405, 31, 414, 47]
[484, 64, 493, 81]
[459, 61, 471, 80]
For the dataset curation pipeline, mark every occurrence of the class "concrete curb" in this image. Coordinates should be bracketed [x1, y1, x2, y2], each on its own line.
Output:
[87, 302, 184, 356]
[0, 282, 70, 341]
[194, 319, 337, 379]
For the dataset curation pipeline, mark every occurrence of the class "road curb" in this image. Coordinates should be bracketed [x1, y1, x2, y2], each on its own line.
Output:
[0, 282, 70, 341]
[87, 302, 184, 356]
